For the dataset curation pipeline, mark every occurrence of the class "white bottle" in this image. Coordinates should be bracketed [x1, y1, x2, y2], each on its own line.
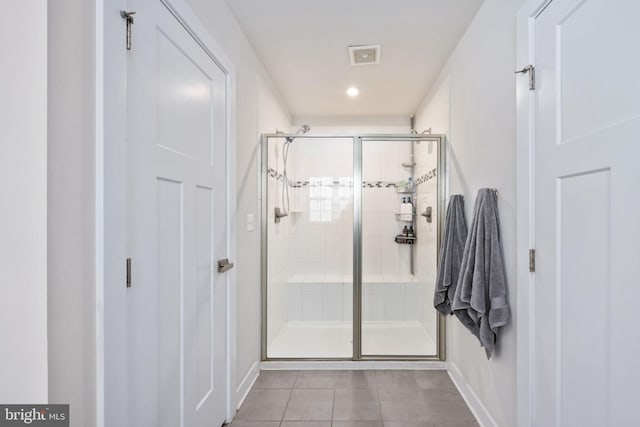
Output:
[400, 196, 412, 221]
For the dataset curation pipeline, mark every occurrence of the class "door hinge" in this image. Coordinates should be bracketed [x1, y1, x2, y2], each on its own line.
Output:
[120, 10, 136, 51]
[515, 64, 535, 90]
[126, 258, 132, 287]
[529, 249, 536, 272]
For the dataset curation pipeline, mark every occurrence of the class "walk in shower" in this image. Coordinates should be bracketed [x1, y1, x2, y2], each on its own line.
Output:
[261, 132, 445, 360]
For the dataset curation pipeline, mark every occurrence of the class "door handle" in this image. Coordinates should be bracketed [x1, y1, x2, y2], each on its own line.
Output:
[217, 258, 234, 273]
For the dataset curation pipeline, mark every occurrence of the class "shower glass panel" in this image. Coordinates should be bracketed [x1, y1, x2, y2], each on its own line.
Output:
[264, 136, 354, 358]
[360, 138, 439, 356]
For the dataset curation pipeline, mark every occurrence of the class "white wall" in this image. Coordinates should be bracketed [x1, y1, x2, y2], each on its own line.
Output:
[47, 1, 97, 426]
[183, 0, 291, 407]
[414, 0, 526, 425]
[0, 0, 48, 403]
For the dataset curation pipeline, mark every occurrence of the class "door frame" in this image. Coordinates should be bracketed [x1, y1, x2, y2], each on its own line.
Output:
[259, 133, 447, 362]
[515, 1, 553, 426]
[97, 0, 238, 424]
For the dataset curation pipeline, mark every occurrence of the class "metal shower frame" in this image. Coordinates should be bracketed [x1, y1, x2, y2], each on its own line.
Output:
[260, 133, 447, 361]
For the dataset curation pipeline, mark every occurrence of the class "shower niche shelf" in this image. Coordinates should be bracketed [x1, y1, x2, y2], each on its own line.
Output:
[394, 235, 416, 245]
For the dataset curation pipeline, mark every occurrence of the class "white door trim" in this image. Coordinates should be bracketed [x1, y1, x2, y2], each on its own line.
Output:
[95, 2, 105, 427]
[98, 0, 238, 423]
[515, 1, 552, 426]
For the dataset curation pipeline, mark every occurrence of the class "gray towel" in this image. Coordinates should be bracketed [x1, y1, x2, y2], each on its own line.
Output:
[434, 195, 467, 316]
[452, 188, 510, 359]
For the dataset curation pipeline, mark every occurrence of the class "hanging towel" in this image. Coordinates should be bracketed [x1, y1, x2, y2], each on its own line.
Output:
[452, 188, 510, 359]
[434, 195, 467, 316]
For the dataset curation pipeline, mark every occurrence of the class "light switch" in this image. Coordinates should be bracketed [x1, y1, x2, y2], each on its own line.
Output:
[246, 213, 255, 231]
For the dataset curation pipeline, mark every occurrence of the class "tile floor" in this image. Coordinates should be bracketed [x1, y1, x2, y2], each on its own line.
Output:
[228, 370, 478, 427]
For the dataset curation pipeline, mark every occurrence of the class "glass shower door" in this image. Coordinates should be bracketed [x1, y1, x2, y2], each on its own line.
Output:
[359, 138, 439, 357]
[263, 135, 354, 358]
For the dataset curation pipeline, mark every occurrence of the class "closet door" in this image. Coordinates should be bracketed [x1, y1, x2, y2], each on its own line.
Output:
[125, 1, 229, 425]
[526, 0, 640, 425]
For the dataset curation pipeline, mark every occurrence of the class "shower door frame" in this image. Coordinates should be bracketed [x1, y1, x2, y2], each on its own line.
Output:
[260, 133, 447, 361]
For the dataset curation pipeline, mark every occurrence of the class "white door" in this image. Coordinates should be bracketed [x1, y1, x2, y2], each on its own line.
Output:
[126, 1, 229, 426]
[522, 0, 640, 425]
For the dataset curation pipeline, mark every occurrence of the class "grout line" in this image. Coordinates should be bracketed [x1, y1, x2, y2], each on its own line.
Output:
[278, 371, 298, 426]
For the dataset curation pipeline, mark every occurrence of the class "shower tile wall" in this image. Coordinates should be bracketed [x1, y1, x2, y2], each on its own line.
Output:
[275, 127, 429, 324]
[266, 138, 298, 349]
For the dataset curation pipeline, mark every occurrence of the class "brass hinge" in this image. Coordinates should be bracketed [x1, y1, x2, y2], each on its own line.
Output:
[529, 249, 536, 272]
[516, 65, 535, 90]
[126, 258, 132, 287]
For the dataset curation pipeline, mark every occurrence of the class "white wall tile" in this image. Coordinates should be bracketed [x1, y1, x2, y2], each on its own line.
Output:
[384, 293, 405, 321]
[322, 292, 343, 321]
[363, 294, 385, 321]
[287, 293, 303, 321]
[302, 293, 322, 321]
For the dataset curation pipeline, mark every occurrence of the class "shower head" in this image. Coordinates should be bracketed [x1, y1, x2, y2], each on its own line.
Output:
[285, 125, 311, 143]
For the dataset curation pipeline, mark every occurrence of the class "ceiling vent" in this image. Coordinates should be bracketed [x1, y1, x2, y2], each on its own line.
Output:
[348, 44, 381, 66]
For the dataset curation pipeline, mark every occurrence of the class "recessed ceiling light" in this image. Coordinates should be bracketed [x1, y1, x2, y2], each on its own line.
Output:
[346, 87, 359, 97]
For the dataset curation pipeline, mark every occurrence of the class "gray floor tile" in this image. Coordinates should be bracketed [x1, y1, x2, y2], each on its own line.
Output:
[420, 390, 477, 424]
[334, 422, 383, 427]
[226, 422, 280, 427]
[384, 423, 479, 427]
[294, 370, 338, 388]
[378, 388, 429, 421]
[413, 371, 456, 391]
[235, 388, 291, 421]
[232, 370, 478, 427]
[384, 422, 479, 427]
[253, 370, 298, 389]
[383, 423, 429, 427]
[281, 423, 331, 427]
[333, 388, 381, 421]
[283, 389, 335, 421]
[375, 371, 419, 389]
[335, 370, 378, 389]
[425, 422, 480, 427]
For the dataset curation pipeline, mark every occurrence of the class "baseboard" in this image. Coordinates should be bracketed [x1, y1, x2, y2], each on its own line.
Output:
[447, 362, 498, 427]
[262, 360, 447, 370]
[235, 361, 260, 410]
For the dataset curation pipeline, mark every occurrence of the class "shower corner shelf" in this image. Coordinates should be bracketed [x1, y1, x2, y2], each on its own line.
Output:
[394, 213, 415, 221]
[394, 235, 416, 245]
[395, 187, 416, 194]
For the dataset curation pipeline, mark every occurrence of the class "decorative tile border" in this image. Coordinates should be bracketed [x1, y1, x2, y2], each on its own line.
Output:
[267, 167, 437, 189]
[415, 168, 437, 185]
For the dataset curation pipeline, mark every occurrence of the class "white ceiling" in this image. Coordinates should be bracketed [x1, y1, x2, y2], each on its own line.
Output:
[226, 0, 484, 118]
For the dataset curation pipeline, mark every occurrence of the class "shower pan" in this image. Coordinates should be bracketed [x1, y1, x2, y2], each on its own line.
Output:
[261, 133, 445, 360]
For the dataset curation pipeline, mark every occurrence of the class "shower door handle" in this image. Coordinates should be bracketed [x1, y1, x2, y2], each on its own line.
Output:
[217, 258, 234, 273]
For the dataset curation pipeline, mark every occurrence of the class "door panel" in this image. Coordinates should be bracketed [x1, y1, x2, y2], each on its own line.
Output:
[532, 0, 640, 425]
[156, 178, 183, 427]
[156, 30, 214, 161]
[195, 186, 213, 406]
[558, 170, 610, 427]
[127, 1, 228, 426]
[558, 0, 640, 142]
